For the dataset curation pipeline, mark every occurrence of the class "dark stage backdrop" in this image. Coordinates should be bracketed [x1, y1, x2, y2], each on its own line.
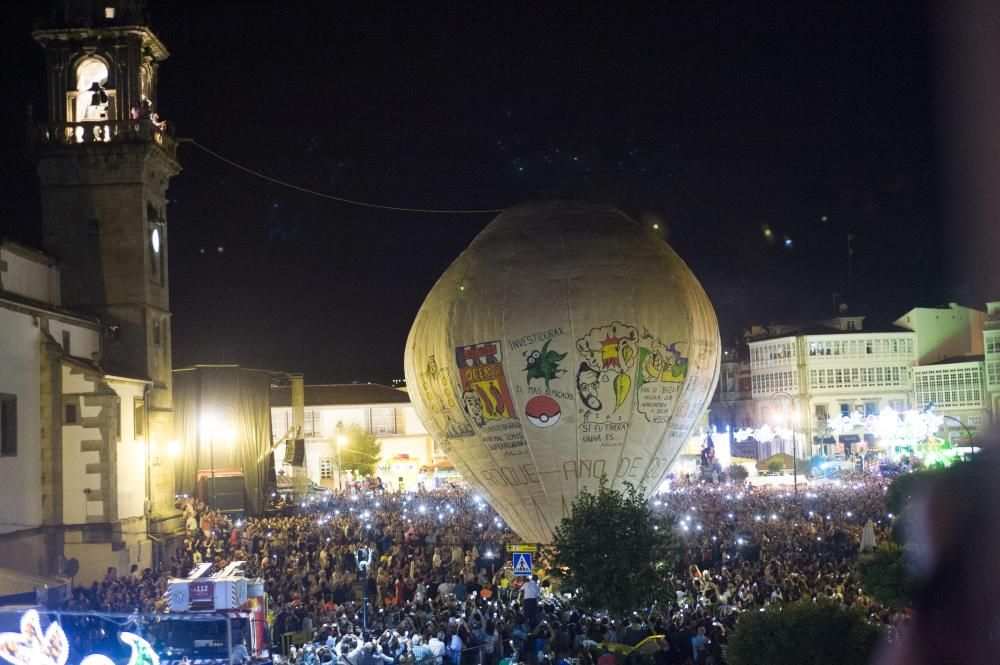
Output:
[173, 365, 274, 515]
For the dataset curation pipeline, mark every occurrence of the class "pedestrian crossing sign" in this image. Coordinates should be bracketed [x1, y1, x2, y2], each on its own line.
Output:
[513, 552, 532, 576]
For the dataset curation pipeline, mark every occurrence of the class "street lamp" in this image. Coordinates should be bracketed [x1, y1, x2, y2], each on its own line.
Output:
[336, 421, 348, 491]
[771, 392, 799, 494]
[925, 402, 977, 458]
[201, 411, 236, 510]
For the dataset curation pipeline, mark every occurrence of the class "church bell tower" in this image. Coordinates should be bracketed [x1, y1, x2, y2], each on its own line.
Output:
[27, 0, 180, 522]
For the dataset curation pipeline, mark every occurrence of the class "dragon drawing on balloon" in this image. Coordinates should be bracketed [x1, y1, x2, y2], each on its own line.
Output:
[0, 609, 159, 665]
[575, 322, 688, 419]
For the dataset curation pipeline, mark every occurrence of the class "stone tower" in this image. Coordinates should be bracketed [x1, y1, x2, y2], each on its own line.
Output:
[27, 0, 180, 524]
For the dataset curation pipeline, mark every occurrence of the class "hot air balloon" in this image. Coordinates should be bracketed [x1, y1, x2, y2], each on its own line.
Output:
[404, 201, 720, 543]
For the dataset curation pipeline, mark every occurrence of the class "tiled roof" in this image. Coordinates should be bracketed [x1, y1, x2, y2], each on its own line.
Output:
[270, 383, 412, 407]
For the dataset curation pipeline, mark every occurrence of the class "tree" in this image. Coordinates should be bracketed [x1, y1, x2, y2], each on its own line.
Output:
[338, 424, 382, 477]
[884, 467, 951, 545]
[855, 542, 912, 610]
[728, 464, 749, 482]
[767, 459, 784, 473]
[726, 599, 883, 665]
[884, 467, 946, 517]
[549, 476, 677, 619]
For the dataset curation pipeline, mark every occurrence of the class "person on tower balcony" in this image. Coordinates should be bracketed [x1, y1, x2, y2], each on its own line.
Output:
[150, 110, 166, 131]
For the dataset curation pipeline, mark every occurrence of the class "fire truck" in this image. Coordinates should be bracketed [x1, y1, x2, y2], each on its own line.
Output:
[149, 562, 269, 664]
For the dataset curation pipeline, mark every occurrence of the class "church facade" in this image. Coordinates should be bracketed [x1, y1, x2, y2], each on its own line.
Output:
[0, 0, 183, 586]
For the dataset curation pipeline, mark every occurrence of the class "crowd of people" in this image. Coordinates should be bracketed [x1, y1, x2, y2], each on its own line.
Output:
[53, 472, 903, 664]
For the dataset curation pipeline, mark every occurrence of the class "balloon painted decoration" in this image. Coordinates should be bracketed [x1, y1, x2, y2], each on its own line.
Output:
[404, 201, 721, 543]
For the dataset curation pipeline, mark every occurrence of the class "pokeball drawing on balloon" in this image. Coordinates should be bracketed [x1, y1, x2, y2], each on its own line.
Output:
[525, 395, 561, 428]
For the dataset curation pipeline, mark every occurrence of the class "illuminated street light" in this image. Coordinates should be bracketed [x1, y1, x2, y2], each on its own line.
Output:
[771, 392, 799, 494]
[201, 410, 236, 510]
[335, 421, 348, 491]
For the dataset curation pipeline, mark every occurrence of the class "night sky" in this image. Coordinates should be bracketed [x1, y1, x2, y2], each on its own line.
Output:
[0, 1, 987, 384]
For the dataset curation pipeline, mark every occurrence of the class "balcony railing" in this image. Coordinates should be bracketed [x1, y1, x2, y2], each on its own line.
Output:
[28, 119, 177, 160]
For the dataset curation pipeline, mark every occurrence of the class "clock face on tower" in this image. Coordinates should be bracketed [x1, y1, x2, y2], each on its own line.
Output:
[151, 226, 161, 254]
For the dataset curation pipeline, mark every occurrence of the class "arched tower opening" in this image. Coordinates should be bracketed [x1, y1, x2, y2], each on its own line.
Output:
[72, 55, 112, 122]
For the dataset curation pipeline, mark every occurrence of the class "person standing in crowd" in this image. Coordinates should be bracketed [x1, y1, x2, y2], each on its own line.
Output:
[230, 638, 250, 665]
[690, 626, 708, 663]
[62, 476, 909, 663]
[520, 575, 540, 627]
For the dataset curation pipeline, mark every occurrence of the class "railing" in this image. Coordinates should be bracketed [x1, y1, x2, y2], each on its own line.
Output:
[27, 119, 177, 159]
[277, 640, 508, 665]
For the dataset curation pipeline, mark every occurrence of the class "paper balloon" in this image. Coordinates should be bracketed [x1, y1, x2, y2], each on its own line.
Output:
[404, 201, 721, 542]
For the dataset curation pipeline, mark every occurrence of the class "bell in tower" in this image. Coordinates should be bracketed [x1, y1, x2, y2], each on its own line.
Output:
[27, 0, 181, 529]
[34, 1, 166, 129]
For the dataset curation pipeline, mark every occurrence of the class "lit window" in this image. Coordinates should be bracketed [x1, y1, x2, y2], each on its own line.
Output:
[987, 335, 1000, 355]
[105, 7, 116, 19]
[371, 408, 396, 434]
[271, 410, 290, 441]
[305, 410, 321, 437]
[74, 57, 110, 122]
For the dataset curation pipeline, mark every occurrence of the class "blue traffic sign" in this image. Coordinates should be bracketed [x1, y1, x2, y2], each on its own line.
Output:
[513, 552, 532, 576]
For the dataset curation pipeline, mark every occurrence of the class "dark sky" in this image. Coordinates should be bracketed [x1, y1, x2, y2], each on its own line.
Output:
[0, 1, 977, 384]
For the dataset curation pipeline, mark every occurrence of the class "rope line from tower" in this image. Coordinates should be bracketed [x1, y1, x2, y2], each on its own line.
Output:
[182, 139, 505, 214]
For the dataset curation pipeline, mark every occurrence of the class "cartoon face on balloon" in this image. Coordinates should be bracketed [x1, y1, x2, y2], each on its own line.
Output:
[461, 389, 486, 427]
[404, 201, 720, 542]
[574, 322, 642, 413]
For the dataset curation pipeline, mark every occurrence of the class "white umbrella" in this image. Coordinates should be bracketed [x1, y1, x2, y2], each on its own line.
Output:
[860, 519, 877, 553]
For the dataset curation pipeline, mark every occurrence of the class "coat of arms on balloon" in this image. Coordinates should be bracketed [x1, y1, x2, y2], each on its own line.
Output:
[404, 201, 720, 542]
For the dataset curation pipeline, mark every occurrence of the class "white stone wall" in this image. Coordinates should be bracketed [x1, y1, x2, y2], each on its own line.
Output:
[896, 304, 987, 365]
[46, 319, 100, 362]
[402, 406, 428, 435]
[107, 379, 147, 521]
[61, 364, 104, 524]
[0, 307, 42, 534]
[0, 246, 60, 306]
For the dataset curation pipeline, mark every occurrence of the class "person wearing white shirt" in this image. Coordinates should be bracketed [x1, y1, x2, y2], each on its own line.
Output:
[520, 576, 540, 626]
[427, 635, 446, 665]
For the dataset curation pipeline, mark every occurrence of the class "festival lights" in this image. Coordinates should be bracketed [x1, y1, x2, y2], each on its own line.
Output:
[0, 610, 160, 665]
